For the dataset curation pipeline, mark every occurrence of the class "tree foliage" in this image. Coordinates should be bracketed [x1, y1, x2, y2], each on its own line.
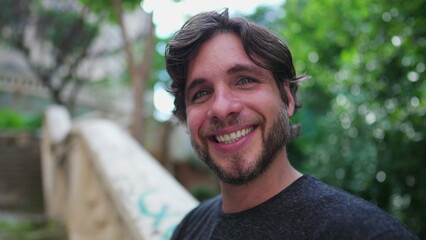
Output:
[250, 0, 425, 237]
[0, 0, 99, 113]
[78, 0, 154, 143]
[79, 0, 141, 23]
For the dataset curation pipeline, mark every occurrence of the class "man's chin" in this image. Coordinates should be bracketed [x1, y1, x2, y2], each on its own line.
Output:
[219, 174, 259, 185]
[203, 154, 263, 185]
[192, 131, 279, 185]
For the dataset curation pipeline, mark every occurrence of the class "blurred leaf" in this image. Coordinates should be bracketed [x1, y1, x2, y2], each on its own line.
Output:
[0, 109, 42, 130]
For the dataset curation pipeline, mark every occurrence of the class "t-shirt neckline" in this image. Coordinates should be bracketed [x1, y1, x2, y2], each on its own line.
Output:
[217, 174, 310, 219]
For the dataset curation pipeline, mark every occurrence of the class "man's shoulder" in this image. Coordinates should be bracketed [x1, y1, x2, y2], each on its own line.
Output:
[294, 175, 384, 211]
[178, 194, 222, 225]
[189, 195, 222, 217]
[293, 175, 418, 239]
[172, 176, 419, 239]
[171, 195, 222, 240]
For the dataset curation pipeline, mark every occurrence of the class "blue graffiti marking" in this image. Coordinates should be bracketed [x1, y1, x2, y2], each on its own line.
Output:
[137, 191, 182, 239]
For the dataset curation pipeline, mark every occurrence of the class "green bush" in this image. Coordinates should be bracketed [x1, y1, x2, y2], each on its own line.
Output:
[0, 109, 42, 130]
[0, 220, 67, 240]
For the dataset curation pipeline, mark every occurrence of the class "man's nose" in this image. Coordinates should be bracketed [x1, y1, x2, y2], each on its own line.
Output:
[207, 88, 243, 122]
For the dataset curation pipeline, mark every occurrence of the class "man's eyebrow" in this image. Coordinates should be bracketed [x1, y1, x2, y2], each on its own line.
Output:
[186, 78, 206, 94]
[227, 64, 265, 76]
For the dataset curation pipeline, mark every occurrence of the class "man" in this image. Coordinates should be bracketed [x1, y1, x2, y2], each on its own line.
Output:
[165, 9, 418, 239]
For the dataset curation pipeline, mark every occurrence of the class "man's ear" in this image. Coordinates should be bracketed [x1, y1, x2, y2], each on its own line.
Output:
[284, 82, 295, 117]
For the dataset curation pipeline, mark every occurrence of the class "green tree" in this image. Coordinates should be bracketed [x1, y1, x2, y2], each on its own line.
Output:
[0, 0, 99, 114]
[249, 0, 425, 237]
[79, 0, 155, 143]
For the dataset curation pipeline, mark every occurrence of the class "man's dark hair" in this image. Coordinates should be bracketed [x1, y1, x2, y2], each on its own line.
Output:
[165, 9, 307, 137]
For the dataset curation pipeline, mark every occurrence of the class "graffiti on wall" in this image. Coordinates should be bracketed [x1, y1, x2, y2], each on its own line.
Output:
[138, 190, 187, 240]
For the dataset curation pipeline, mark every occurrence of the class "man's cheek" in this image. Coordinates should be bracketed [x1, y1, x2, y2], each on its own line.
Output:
[186, 118, 199, 140]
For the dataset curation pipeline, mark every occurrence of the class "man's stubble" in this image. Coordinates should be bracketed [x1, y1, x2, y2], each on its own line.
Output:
[190, 107, 291, 185]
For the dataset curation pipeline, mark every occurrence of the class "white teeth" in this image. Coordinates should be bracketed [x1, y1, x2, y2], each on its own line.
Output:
[215, 127, 254, 144]
[224, 135, 231, 142]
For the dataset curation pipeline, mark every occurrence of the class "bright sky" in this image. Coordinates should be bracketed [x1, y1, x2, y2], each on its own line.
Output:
[142, 0, 284, 38]
[145, 0, 285, 121]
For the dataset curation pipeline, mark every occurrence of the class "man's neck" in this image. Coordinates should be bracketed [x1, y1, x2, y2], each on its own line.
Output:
[220, 150, 302, 213]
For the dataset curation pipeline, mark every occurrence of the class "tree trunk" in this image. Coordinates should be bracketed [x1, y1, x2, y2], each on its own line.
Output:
[158, 121, 174, 173]
[67, 80, 83, 116]
[111, 0, 143, 143]
[136, 12, 155, 142]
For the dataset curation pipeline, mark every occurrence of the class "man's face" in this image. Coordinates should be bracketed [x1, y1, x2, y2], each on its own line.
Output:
[185, 33, 295, 185]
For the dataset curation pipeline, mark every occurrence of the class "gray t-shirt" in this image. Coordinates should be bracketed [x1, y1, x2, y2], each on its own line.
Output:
[171, 175, 418, 239]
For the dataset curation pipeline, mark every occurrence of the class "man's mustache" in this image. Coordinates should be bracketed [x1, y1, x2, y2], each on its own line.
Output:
[201, 115, 264, 137]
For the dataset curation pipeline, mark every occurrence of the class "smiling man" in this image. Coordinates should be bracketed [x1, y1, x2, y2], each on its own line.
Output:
[166, 9, 417, 240]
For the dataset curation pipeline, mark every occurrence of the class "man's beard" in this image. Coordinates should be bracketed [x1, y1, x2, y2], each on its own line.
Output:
[190, 108, 291, 185]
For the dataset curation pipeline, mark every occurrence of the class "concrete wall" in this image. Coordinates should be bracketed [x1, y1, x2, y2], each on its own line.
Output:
[42, 105, 198, 240]
[0, 131, 43, 213]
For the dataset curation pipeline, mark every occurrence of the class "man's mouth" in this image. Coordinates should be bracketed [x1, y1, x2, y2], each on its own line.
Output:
[214, 127, 254, 144]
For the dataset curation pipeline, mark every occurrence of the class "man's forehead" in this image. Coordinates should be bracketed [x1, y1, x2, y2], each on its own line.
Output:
[185, 34, 267, 85]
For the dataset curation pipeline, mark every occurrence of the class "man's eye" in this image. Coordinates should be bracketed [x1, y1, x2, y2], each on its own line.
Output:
[238, 77, 255, 85]
[193, 90, 210, 100]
